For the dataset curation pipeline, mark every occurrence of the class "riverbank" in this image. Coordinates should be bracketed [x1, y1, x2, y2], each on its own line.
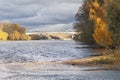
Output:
[62, 52, 120, 70]
[1, 54, 120, 71]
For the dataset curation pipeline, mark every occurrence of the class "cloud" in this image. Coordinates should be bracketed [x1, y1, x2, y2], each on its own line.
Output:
[29, 23, 73, 32]
[0, 0, 82, 31]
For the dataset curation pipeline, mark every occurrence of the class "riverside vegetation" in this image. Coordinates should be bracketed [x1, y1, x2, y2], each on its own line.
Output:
[72, 0, 120, 68]
[0, 23, 72, 41]
[0, 23, 31, 40]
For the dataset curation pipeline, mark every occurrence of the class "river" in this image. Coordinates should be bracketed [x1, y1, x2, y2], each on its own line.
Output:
[0, 40, 120, 80]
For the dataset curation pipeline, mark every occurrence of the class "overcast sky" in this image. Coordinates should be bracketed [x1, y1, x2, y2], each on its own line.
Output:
[0, 0, 82, 31]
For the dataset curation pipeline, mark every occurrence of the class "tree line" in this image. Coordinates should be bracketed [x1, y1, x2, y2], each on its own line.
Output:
[74, 0, 120, 48]
[0, 23, 31, 40]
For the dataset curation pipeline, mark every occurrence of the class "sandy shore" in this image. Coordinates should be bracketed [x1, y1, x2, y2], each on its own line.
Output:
[0, 55, 120, 71]
[62, 56, 120, 70]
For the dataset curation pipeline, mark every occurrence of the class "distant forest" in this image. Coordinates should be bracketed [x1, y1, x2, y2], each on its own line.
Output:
[0, 23, 72, 41]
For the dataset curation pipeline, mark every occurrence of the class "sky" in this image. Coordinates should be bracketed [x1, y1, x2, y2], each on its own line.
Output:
[0, 0, 83, 32]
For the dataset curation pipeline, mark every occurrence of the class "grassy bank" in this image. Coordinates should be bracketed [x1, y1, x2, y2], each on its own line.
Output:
[62, 49, 120, 70]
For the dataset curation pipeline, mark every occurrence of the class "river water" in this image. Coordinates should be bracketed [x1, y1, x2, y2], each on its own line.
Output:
[0, 40, 120, 80]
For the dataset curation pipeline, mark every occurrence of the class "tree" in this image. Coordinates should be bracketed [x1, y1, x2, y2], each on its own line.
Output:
[0, 30, 8, 40]
[19, 27, 26, 34]
[0, 23, 28, 40]
[74, 0, 120, 48]
[89, 0, 113, 47]
[9, 31, 20, 40]
[107, 0, 120, 47]
[11, 24, 19, 31]
[20, 34, 28, 40]
[2, 23, 19, 34]
[73, 0, 95, 44]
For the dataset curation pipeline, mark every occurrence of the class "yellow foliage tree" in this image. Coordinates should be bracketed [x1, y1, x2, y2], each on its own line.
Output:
[0, 30, 8, 40]
[89, 0, 113, 47]
[27, 36, 31, 40]
[20, 34, 28, 40]
[9, 31, 20, 40]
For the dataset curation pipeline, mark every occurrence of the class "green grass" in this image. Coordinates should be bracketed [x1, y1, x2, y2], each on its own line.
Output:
[92, 58, 113, 64]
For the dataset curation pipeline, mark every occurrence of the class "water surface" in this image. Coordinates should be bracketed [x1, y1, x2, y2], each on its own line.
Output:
[0, 40, 103, 62]
[0, 40, 120, 80]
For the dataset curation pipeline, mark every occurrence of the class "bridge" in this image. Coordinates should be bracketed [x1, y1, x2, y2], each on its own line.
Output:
[26, 31, 77, 35]
[26, 31, 78, 40]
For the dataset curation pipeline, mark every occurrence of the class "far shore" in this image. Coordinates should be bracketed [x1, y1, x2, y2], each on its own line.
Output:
[0, 39, 73, 41]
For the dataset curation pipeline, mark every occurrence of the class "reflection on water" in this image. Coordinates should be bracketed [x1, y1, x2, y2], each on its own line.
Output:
[0, 40, 119, 80]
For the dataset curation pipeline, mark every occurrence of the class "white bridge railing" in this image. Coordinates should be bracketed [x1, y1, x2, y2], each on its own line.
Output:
[26, 31, 77, 35]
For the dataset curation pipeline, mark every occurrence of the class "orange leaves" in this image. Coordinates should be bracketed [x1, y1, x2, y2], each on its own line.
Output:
[93, 23, 113, 46]
[96, 17, 101, 24]
[89, 8, 97, 20]
[92, 0, 100, 8]
[88, 0, 113, 47]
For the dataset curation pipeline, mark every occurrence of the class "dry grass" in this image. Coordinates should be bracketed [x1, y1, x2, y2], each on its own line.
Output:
[62, 55, 112, 65]
[62, 48, 120, 70]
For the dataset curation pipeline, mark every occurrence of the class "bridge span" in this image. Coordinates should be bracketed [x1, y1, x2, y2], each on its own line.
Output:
[26, 31, 77, 35]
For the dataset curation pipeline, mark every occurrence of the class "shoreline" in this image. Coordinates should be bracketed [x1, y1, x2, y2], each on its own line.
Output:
[61, 55, 120, 70]
[0, 55, 120, 71]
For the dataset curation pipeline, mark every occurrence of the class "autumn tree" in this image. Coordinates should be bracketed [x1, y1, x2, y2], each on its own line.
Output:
[107, 0, 120, 47]
[19, 27, 26, 34]
[11, 24, 19, 31]
[2, 23, 19, 34]
[20, 34, 28, 40]
[9, 31, 20, 40]
[0, 30, 8, 40]
[73, 0, 95, 44]
[74, 0, 120, 49]
[89, 0, 113, 47]
[0, 23, 29, 40]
